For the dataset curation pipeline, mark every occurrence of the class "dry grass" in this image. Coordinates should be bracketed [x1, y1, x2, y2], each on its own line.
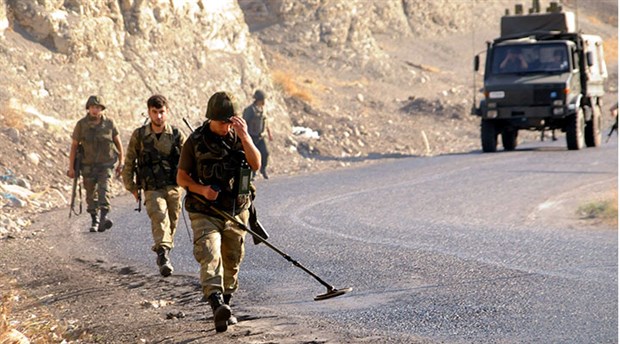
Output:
[272, 70, 314, 103]
[577, 190, 618, 227]
[0, 280, 79, 343]
[603, 36, 617, 66]
[1, 105, 25, 130]
[586, 15, 602, 26]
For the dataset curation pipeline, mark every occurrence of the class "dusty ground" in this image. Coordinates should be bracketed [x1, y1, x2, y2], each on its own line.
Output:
[0, 1, 617, 343]
[0, 212, 379, 344]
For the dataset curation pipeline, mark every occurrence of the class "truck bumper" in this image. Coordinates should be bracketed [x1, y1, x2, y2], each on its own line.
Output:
[481, 105, 569, 130]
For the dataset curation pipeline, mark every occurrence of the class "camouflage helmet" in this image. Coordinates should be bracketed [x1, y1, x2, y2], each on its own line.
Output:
[85, 95, 106, 110]
[253, 89, 266, 101]
[205, 91, 239, 122]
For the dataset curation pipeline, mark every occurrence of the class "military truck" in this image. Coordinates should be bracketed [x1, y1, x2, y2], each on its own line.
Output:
[472, 1, 608, 152]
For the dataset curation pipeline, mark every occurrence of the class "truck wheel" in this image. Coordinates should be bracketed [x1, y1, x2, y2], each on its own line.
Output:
[585, 104, 602, 147]
[502, 128, 518, 151]
[481, 120, 498, 153]
[566, 108, 585, 150]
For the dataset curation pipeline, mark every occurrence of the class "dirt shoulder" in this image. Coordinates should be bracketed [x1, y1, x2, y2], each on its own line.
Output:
[0, 207, 376, 344]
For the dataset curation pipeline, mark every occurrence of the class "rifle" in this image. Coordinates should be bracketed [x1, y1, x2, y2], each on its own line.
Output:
[134, 164, 142, 212]
[69, 144, 83, 218]
[133, 115, 150, 212]
[606, 116, 618, 143]
[182, 117, 269, 245]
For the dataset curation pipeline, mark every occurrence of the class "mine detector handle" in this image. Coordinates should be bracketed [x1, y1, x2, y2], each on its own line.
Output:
[181, 117, 269, 245]
[69, 144, 83, 218]
[190, 194, 336, 292]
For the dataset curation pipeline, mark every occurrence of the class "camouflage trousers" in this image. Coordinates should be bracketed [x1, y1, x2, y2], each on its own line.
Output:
[188, 209, 248, 297]
[81, 165, 113, 214]
[144, 186, 182, 251]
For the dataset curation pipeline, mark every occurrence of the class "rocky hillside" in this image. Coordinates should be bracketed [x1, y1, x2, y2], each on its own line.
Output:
[0, 0, 617, 236]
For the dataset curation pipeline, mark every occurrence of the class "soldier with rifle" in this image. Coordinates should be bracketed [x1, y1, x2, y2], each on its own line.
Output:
[68, 95, 124, 232]
[122, 95, 186, 277]
[177, 91, 261, 333]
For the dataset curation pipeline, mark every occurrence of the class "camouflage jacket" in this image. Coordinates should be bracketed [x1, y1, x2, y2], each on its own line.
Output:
[180, 121, 252, 215]
[122, 123, 186, 192]
[71, 114, 119, 167]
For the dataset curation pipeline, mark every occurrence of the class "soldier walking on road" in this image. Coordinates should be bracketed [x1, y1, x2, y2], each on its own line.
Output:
[177, 91, 261, 333]
[243, 89, 272, 179]
[122, 95, 186, 277]
[68, 95, 124, 233]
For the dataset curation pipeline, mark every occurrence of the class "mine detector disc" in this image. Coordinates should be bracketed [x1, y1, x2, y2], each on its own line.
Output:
[314, 287, 353, 301]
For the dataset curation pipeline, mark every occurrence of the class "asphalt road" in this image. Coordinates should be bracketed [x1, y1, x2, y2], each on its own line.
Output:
[85, 138, 618, 343]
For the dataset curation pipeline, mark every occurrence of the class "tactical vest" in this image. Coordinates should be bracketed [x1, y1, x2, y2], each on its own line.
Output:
[185, 123, 251, 215]
[137, 125, 182, 191]
[245, 105, 266, 138]
[78, 115, 117, 166]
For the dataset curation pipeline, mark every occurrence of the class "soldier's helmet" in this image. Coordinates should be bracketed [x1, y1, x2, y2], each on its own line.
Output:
[85, 95, 106, 110]
[205, 91, 239, 122]
[253, 89, 266, 101]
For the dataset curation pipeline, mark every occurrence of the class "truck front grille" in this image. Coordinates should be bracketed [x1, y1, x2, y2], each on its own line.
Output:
[533, 88, 563, 106]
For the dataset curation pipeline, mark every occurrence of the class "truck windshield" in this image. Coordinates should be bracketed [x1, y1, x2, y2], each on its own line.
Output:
[491, 44, 569, 75]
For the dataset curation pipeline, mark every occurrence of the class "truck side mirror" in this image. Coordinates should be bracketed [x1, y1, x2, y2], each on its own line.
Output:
[586, 51, 593, 66]
[474, 55, 480, 71]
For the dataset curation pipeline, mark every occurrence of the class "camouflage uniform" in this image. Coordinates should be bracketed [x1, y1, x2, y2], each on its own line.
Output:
[178, 91, 261, 332]
[122, 122, 186, 273]
[71, 114, 119, 219]
[180, 122, 251, 297]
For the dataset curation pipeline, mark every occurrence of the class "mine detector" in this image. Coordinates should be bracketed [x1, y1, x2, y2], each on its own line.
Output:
[472, 1, 607, 152]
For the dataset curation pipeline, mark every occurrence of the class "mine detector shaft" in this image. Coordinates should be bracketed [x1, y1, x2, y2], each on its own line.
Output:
[472, 1, 608, 152]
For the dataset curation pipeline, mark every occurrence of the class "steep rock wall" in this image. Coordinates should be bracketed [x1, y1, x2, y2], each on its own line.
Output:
[0, 0, 288, 135]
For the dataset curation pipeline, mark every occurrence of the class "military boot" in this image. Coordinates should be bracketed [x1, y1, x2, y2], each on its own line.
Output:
[223, 294, 237, 325]
[89, 213, 99, 233]
[208, 292, 231, 333]
[97, 209, 113, 232]
[156, 247, 174, 277]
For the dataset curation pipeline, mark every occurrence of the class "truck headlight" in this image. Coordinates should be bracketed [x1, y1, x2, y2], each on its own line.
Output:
[489, 91, 505, 99]
[552, 100, 564, 106]
[487, 110, 498, 118]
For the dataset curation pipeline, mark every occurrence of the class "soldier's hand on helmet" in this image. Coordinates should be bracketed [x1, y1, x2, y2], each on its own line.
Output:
[230, 116, 249, 137]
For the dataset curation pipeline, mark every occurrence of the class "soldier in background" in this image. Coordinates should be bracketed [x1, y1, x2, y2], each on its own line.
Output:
[121, 95, 186, 277]
[243, 89, 272, 179]
[177, 91, 261, 333]
[68, 95, 124, 232]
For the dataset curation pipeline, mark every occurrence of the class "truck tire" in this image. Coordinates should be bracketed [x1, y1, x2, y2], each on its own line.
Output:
[502, 128, 518, 151]
[585, 104, 602, 147]
[566, 108, 585, 150]
[481, 120, 498, 153]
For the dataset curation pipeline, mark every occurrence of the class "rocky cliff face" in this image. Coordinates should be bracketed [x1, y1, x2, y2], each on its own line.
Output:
[0, 0, 287, 131]
[0, 0, 290, 234]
